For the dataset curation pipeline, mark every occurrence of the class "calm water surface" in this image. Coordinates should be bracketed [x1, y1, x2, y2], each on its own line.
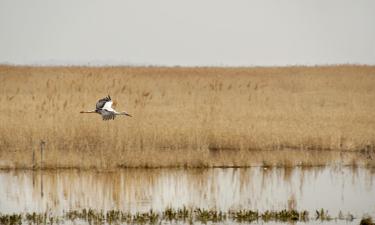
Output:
[0, 167, 374, 224]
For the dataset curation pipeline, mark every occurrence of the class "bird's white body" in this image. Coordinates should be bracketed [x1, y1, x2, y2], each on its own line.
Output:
[102, 101, 117, 113]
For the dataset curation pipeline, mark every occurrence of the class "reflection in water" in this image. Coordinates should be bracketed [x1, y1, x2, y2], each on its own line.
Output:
[0, 167, 374, 219]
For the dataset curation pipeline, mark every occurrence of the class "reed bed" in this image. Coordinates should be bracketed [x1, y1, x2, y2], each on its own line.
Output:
[0, 65, 374, 169]
[0, 208, 359, 225]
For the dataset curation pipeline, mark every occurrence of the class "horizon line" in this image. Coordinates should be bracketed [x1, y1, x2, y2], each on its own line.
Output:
[1, 62, 374, 69]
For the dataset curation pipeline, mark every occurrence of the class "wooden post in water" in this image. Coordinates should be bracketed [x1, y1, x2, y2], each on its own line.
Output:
[32, 146, 35, 169]
[40, 140, 45, 169]
[32, 144, 35, 186]
[39, 140, 45, 198]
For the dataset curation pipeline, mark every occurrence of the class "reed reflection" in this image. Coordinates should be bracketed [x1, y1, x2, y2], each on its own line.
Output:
[0, 167, 374, 218]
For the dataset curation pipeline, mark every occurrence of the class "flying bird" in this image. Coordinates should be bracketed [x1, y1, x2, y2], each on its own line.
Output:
[80, 95, 132, 120]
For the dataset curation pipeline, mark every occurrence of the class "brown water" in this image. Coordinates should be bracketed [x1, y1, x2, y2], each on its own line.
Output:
[0, 167, 374, 224]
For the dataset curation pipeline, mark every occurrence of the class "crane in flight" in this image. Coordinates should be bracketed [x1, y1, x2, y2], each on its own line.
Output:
[80, 95, 132, 120]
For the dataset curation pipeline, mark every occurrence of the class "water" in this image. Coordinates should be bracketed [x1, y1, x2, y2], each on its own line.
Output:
[0, 167, 374, 224]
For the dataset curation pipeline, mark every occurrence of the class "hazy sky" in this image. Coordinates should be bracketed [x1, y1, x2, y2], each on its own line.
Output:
[1, 0, 375, 66]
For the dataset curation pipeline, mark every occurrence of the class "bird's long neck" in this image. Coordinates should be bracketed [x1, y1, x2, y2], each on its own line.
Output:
[117, 111, 132, 117]
[80, 110, 96, 113]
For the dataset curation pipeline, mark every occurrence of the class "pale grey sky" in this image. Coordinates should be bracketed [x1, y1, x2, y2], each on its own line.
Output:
[1, 0, 375, 66]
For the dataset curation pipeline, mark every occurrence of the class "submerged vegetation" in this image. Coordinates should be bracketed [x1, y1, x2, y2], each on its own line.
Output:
[0, 65, 374, 169]
[0, 208, 361, 225]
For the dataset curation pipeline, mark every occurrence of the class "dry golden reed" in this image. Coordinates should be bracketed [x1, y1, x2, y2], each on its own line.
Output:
[0, 65, 374, 169]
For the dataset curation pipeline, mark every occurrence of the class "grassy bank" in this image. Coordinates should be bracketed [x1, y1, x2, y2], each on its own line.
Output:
[0, 65, 374, 169]
[0, 208, 359, 225]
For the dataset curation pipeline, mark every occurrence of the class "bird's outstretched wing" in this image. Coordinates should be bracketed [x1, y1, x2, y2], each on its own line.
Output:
[96, 95, 111, 110]
[100, 109, 115, 120]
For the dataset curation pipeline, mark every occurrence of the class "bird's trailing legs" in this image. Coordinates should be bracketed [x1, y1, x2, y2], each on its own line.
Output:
[80, 110, 96, 113]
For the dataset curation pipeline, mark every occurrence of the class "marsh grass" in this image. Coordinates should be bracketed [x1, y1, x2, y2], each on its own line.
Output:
[0, 208, 358, 225]
[0, 65, 374, 169]
[361, 217, 375, 225]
